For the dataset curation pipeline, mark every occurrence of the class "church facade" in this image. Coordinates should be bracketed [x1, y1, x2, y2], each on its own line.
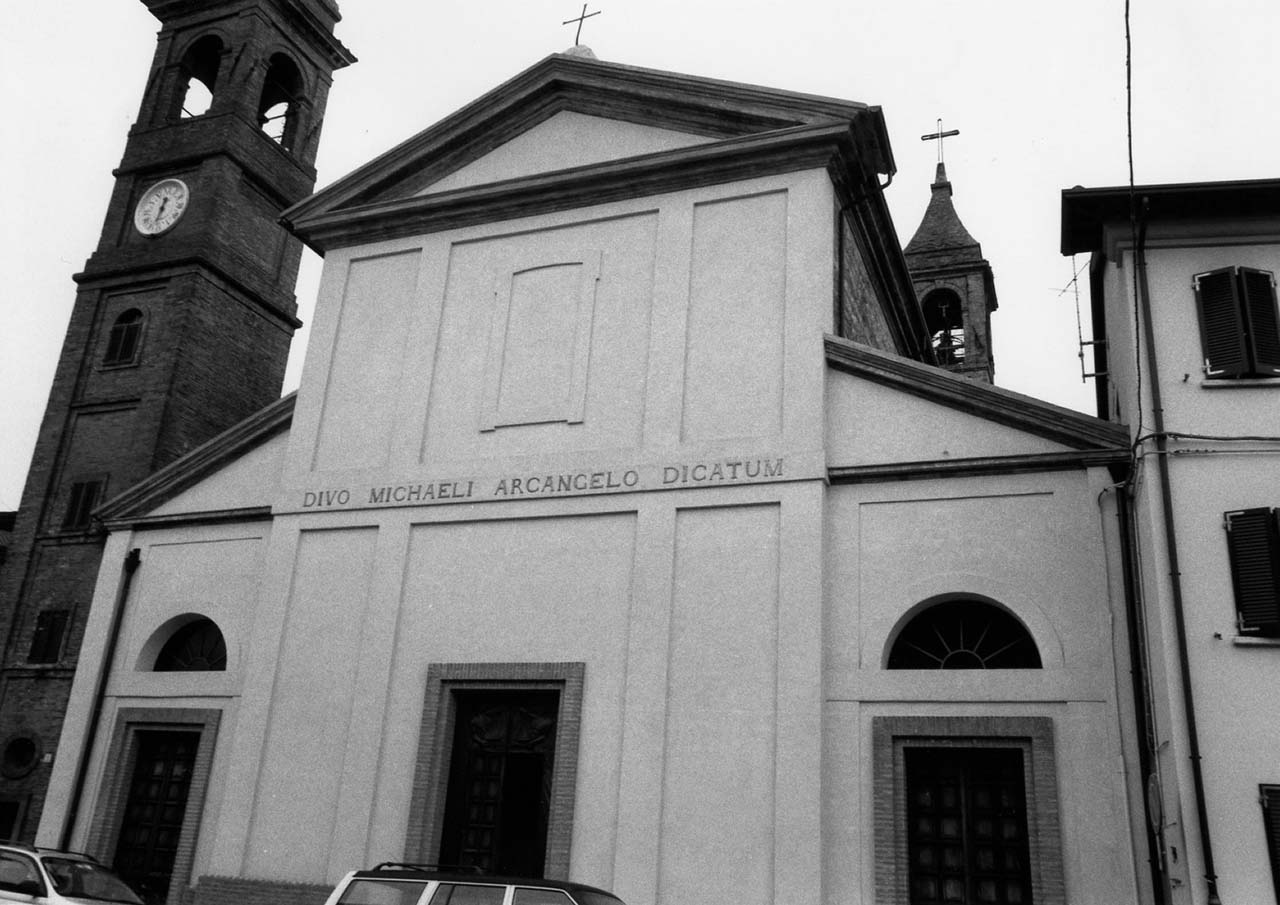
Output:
[25, 45, 1158, 905]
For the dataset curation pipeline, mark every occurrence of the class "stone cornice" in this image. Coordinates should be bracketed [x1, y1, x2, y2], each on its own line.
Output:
[824, 334, 1130, 451]
[829, 449, 1127, 484]
[286, 53, 876, 222]
[287, 122, 863, 252]
[102, 506, 274, 532]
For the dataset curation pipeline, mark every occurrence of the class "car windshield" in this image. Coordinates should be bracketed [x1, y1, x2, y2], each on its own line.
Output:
[42, 858, 144, 904]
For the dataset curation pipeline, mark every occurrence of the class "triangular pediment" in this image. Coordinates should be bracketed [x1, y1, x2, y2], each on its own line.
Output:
[824, 336, 1129, 474]
[95, 394, 295, 525]
[284, 52, 895, 251]
[418, 110, 714, 195]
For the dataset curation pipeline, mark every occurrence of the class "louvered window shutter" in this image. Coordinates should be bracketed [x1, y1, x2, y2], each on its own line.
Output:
[1240, 268, 1280, 377]
[1262, 786, 1280, 901]
[1195, 268, 1251, 377]
[1225, 508, 1280, 634]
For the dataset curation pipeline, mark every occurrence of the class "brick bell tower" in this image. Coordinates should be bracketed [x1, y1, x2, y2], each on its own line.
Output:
[905, 163, 998, 383]
[0, 0, 353, 840]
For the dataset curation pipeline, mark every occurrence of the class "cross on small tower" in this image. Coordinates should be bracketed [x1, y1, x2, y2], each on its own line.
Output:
[562, 3, 601, 44]
[921, 118, 960, 164]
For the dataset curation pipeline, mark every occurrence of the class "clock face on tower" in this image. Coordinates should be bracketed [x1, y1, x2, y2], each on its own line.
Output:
[133, 178, 190, 236]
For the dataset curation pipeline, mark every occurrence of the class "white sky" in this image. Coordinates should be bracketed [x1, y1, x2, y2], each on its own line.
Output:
[2, 0, 1276, 509]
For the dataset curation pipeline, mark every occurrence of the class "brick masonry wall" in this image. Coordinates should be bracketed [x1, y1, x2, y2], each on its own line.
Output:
[838, 215, 898, 351]
[190, 876, 332, 905]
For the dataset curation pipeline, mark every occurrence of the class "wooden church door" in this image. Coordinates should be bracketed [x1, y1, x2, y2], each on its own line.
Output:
[440, 691, 559, 877]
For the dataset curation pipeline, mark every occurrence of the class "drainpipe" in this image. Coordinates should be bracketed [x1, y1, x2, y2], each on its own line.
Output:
[59, 547, 141, 851]
[1132, 206, 1221, 904]
[1114, 486, 1167, 905]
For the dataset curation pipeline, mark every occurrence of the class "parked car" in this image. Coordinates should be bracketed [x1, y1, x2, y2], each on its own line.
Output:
[0, 844, 143, 905]
[322, 863, 627, 905]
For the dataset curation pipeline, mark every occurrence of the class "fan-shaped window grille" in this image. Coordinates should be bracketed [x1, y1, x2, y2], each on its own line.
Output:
[154, 618, 226, 672]
[888, 600, 1041, 669]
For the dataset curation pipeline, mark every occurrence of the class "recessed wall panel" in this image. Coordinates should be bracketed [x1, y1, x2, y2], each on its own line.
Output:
[422, 213, 657, 461]
[682, 192, 787, 442]
[245, 527, 377, 880]
[314, 251, 421, 471]
[660, 504, 779, 905]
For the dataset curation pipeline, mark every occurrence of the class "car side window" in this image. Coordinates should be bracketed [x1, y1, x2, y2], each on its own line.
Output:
[0, 851, 45, 895]
[431, 883, 507, 905]
[513, 888, 574, 905]
[336, 878, 431, 905]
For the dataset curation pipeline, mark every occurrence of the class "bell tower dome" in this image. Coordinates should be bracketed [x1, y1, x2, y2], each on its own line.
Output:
[905, 163, 999, 383]
[0, 0, 352, 842]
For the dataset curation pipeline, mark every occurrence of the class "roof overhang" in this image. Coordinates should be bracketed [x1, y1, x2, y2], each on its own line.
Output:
[1061, 178, 1280, 255]
[825, 334, 1130, 452]
[284, 52, 895, 252]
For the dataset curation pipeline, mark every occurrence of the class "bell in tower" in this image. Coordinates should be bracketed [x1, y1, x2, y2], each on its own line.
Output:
[904, 163, 999, 383]
[0, 0, 353, 844]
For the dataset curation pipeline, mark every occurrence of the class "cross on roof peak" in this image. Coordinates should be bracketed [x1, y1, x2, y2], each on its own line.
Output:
[921, 118, 960, 164]
[562, 4, 601, 45]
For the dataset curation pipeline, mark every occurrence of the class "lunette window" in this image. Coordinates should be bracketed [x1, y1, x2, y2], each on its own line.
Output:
[1194, 267, 1280, 379]
[1224, 508, 1280, 636]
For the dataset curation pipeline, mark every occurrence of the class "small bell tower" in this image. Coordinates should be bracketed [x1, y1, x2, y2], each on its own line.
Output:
[905, 163, 998, 383]
[0, 0, 353, 841]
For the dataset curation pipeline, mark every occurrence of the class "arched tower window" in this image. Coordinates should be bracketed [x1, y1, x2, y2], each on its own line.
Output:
[103, 309, 144, 366]
[888, 599, 1041, 669]
[923, 289, 966, 366]
[154, 618, 226, 671]
[174, 35, 223, 119]
[258, 54, 304, 150]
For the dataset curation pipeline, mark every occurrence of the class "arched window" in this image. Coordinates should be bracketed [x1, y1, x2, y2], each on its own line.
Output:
[103, 309, 144, 365]
[154, 618, 226, 671]
[888, 599, 1041, 669]
[923, 289, 966, 366]
[174, 35, 223, 119]
[258, 54, 304, 150]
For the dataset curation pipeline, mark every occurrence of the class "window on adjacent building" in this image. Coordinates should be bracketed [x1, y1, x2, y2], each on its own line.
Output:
[1224, 508, 1280, 636]
[27, 610, 70, 664]
[61, 479, 104, 531]
[1194, 267, 1280, 379]
[103, 309, 144, 365]
[1263, 785, 1280, 902]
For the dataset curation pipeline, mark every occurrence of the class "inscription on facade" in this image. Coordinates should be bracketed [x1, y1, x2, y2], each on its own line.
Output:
[297, 457, 786, 512]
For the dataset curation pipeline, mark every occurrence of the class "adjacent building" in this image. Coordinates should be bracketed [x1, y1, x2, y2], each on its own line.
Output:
[0, 0, 353, 843]
[1063, 180, 1280, 905]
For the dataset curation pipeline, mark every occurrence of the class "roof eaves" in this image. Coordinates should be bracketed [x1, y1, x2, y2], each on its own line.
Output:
[285, 53, 868, 225]
[824, 334, 1129, 450]
[94, 393, 296, 523]
[291, 121, 857, 251]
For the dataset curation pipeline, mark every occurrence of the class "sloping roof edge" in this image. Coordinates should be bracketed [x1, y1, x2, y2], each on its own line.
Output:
[288, 120, 863, 251]
[94, 392, 296, 523]
[285, 52, 878, 228]
[1061, 178, 1280, 255]
[824, 334, 1129, 451]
